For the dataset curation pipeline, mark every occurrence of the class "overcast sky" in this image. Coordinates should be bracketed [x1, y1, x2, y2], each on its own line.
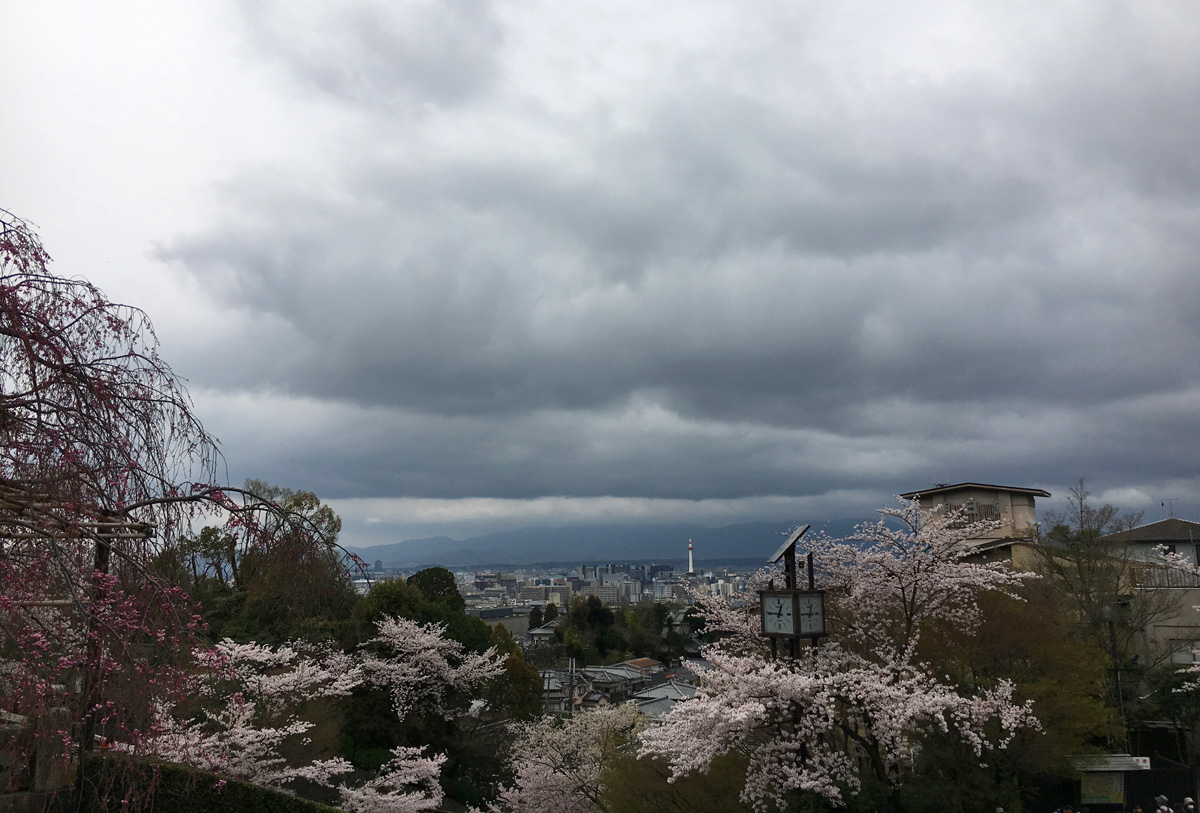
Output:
[4, 1, 1199, 546]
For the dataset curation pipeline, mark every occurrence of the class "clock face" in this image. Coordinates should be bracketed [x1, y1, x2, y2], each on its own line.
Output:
[762, 595, 795, 635]
[797, 594, 825, 635]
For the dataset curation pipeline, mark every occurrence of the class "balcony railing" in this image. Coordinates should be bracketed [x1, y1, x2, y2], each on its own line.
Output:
[1131, 564, 1200, 588]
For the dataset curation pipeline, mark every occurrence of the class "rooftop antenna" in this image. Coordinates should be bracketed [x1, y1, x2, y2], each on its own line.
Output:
[1162, 498, 1179, 518]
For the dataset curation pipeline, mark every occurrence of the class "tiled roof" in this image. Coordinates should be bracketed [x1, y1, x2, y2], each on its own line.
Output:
[1067, 754, 1150, 772]
[633, 681, 696, 703]
[632, 681, 697, 720]
[634, 697, 676, 720]
[1104, 518, 1200, 544]
[900, 482, 1051, 499]
[623, 657, 662, 669]
[580, 665, 642, 682]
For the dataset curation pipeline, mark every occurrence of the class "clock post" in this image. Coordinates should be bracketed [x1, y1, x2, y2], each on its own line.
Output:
[760, 525, 826, 660]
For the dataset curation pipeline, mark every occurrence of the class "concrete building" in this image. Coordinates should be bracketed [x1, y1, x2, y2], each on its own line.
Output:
[518, 585, 549, 602]
[900, 482, 1051, 568]
[467, 606, 532, 638]
[591, 583, 620, 605]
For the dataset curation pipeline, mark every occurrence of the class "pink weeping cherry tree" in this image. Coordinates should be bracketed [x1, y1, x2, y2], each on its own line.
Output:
[0, 209, 355, 786]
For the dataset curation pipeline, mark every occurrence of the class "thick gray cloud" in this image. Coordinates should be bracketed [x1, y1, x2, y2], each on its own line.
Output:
[236, 0, 504, 106]
[7, 0, 1200, 540]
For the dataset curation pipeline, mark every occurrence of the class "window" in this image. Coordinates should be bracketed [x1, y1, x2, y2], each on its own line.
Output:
[1170, 640, 1200, 665]
[958, 499, 1000, 522]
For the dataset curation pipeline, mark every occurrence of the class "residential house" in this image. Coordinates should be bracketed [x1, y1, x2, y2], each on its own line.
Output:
[578, 664, 648, 702]
[1104, 518, 1200, 664]
[527, 618, 560, 645]
[622, 657, 664, 679]
[539, 668, 592, 715]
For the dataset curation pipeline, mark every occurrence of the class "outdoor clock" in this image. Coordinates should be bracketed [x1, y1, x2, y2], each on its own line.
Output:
[760, 591, 796, 637]
[796, 591, 825, 636]
[759, 589, 826, 639]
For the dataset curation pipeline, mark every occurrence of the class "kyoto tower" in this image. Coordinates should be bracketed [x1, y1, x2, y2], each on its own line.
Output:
[687, 539, 695, 576]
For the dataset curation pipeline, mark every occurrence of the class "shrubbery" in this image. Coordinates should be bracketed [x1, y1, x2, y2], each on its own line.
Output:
[78, 753, 343, 813]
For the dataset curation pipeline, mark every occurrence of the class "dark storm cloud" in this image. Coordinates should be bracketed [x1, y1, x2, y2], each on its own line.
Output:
[162, 1, 1200, 511]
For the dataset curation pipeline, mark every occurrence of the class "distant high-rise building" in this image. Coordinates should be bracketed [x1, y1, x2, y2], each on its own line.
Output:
[687, 539, 695, 576]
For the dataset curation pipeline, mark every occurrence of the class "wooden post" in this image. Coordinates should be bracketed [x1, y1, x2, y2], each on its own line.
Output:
[79, 526, 112, 755]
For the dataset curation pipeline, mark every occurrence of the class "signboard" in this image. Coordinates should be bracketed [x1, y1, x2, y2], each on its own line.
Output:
[1080, 772, 1124, 806]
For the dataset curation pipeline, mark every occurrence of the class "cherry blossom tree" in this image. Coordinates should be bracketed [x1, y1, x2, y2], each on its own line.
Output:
[640, 500, 1039, 812]
[0, 210, 350, 785]
[483, 703, 645, 813]
[135, 616, 503, 812]
[361, 615, 505, 720]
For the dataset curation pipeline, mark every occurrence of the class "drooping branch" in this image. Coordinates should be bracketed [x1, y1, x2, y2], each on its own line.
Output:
[0, 210, 358, 784]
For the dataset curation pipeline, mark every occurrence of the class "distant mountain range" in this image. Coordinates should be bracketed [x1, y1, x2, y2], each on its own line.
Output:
[345, 519, 863, 570]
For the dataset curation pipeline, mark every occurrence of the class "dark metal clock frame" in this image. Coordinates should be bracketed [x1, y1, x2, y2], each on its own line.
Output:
[759, 524, 826, 659]
[759, 588, 826, 638]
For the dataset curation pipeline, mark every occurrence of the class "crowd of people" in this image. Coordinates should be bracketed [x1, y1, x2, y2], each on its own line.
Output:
[1045, 795, 1198, 813]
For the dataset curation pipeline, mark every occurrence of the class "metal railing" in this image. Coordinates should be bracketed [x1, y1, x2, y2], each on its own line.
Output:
[1130, 564, 1200, 589]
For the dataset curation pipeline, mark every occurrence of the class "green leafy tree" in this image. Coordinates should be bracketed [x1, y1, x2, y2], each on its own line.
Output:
[528, 605, 544, 629]
[193, 526, 240, 588]
[486, 623, 544, 721]
[620, 603, 671, 660]
[914, 583, 1122, 810]
[603, 752, 755, 813]
[407, 566, 466, 611]
[355, 579, 490, 653]
[543, 603, 558, 623]
[193, 481, 356, 645]
[356, 579, 427, 623]
[1032, 478, 1181, 747]
[557, 595, 624, 662]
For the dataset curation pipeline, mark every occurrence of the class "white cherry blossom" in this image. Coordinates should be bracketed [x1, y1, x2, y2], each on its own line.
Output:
[641, 499, 1039, 811]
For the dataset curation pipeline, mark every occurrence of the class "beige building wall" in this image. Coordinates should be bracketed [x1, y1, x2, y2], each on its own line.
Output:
[1106, 520, 1200, 665]
[901, 482, 1049, 545]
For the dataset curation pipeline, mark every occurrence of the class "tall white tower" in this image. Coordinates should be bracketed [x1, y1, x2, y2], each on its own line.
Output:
[687, 539, 695, 576]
